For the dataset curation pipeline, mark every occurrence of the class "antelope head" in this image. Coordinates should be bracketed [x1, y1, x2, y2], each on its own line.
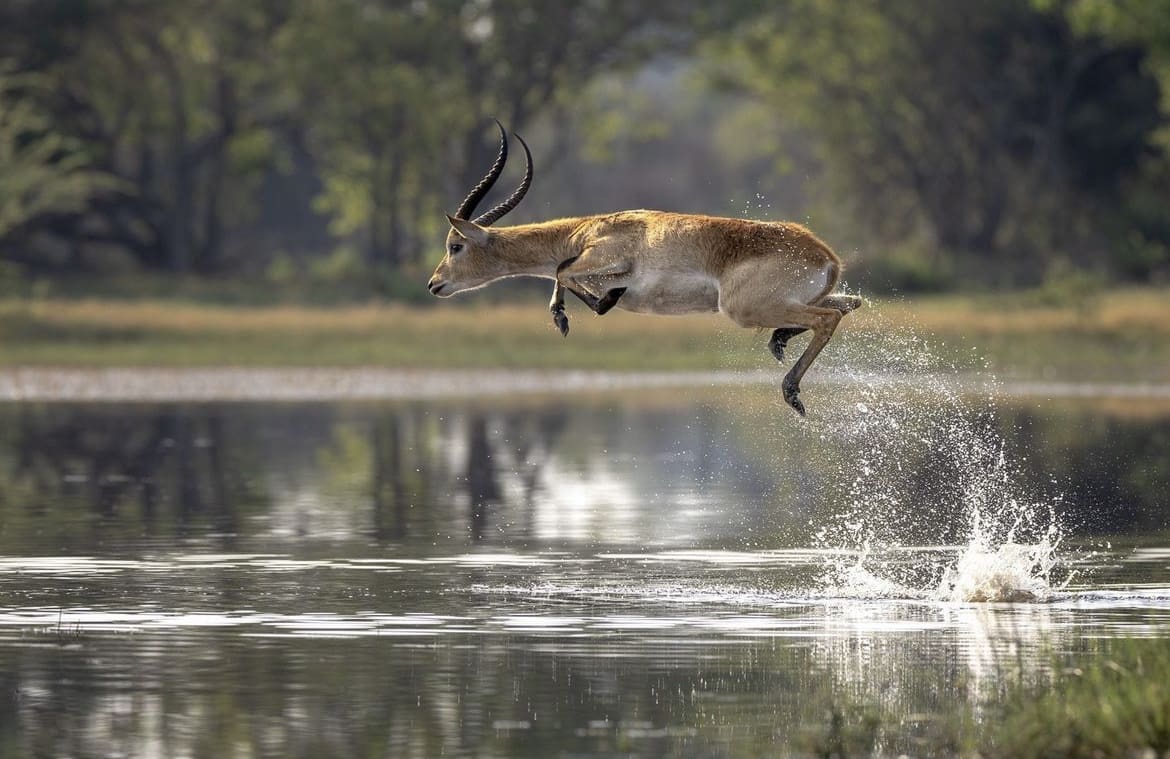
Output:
[427, 120, 533, 297]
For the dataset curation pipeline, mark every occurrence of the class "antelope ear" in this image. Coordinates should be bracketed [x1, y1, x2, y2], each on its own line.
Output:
[446, 215, 490, 245]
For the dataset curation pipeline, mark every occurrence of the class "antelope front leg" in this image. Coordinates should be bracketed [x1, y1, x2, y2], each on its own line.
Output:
[549, 282, 570, 336]
[556, 249, 631, 316]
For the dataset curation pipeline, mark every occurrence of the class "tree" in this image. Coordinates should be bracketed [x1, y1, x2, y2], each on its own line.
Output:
[278, 0, 458, 270]
[0, 70, 122, 266]
[709, 0, 1164, 285]
[0, 0, 768, 285]
[282, 0, 724, 273]
[17, 0, 292, 273]
[1052, 0, 1170, 280]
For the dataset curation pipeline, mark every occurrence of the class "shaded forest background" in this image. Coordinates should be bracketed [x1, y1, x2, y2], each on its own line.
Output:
[1, 0, 1168, 302]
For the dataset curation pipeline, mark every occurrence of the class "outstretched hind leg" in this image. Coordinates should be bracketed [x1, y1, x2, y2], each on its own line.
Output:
[780, 306, 843, 415]
[768, 294, 859, 361]
[819, 293, 863, 314]
[735, 305, 842, 415]
[722, 257, 852, 415]
[767, 294, 861, 364]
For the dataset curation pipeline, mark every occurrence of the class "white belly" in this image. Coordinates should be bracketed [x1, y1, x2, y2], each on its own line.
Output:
[617, 271, 720, 315]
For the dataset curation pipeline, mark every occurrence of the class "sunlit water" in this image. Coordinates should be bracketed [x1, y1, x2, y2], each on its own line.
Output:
[0, 369, 1168, 756]
[807, 330, 1068, 604]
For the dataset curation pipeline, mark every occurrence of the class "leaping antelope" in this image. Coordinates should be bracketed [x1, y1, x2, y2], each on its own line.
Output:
[427, 122, 862, 415]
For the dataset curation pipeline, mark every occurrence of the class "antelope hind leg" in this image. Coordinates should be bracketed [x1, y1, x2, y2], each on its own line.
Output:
[819, 293, 863, 314]
[768, 327, 808, 363]
[780, 306, 843, 416]
[770, 295, 861, 361]
[730, 304, 842, 415]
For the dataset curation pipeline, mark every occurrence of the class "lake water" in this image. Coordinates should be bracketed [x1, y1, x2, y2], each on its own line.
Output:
[0, 374, 1168, 756]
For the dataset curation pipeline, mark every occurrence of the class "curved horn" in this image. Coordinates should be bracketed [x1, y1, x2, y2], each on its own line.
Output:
[473, 133, 532, 227]
[454, 120, 508, 220]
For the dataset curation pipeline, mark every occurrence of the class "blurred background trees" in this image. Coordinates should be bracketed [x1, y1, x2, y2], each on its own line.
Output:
[0, 0, 1165, 298]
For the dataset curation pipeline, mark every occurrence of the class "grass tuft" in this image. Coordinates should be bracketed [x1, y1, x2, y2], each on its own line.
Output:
[984, 639, 1170, 758]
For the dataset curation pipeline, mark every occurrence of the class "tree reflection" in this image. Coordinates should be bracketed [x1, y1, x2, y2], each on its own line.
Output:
[0, 612, 1110, 758]
[0, 396, 1168, 756]
[371, 414, 408, 541]
[465, 415, 499, 542]
[0, 405, 267, 548]
[0, 398, 1165, 554]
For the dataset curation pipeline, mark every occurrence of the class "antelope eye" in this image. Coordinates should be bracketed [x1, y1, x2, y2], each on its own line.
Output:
[449, 242, 464, 254]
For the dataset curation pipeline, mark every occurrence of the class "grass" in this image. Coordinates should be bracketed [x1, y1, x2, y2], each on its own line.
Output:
[793, 638, 1170, 758]
[0, 287, 1167, 380]
[983, 638, 1170, 758]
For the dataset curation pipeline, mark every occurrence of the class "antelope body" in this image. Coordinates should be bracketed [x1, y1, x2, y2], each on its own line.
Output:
[428, 123, 861, 415]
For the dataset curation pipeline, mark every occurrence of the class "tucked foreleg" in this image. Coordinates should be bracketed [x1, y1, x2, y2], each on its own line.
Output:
[555, 248, 632, 318]
[549, 282, 570, 337]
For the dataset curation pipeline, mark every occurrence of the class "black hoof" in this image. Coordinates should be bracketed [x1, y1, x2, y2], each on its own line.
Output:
[782, 379, 805, 416]
[595, 287, 627, 316]
[551, 308, 569, 337]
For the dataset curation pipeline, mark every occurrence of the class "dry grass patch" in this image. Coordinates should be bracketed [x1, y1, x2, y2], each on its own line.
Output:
[0, 289, 1166, 379]
[868, 288, 1170, 336]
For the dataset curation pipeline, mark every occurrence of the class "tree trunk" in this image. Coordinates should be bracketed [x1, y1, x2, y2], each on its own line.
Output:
[168, 152, 196, 273]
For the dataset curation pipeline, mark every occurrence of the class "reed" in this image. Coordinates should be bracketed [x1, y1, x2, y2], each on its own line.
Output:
[983, 638, 1170, 758]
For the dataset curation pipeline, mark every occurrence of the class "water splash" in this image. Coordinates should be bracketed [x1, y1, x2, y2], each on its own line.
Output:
[939, 539, 1060, 602]
[811, 320, 1066, 602]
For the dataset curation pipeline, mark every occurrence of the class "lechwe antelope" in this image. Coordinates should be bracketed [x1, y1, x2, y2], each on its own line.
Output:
[427, 122, 862, 415]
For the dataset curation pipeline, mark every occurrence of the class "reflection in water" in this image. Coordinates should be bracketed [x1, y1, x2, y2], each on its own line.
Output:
[1, 395, 1166, 552]
[0, 393, 1167, 756]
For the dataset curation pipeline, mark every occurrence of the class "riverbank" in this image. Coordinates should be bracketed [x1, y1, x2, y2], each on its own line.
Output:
[2, 367, 1168, 408]
[0, 288, 1166, 381]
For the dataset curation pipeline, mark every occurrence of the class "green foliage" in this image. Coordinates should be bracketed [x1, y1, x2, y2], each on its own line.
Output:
[24, 0, 297, 273]
[852, 246, 957, 294]
[1, 0, 1168, 292]
[264, 252, 298, 287]
[1036, 259, 1106, 313]
[0, 69, 121, 247]
[985, 639, 1170, 758]
[1060, 0, 1170, 64]
[278, 0, 458, 267]
[308, 246, 365, 285]
[707, 0, 1167, 285]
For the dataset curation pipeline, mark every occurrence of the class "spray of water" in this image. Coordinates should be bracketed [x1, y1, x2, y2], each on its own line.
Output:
[808, 313, 1065, 602]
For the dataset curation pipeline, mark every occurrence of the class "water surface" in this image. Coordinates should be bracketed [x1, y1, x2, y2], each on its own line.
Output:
[0, 384, 1168, 756]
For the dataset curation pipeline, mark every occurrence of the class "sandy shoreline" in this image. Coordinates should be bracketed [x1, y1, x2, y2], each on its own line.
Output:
[0, 367, 1167, 403]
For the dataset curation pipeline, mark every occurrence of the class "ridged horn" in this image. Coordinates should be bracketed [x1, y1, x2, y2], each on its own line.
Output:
[473, 133, 532, 227]
[454, 120, 507, 220]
